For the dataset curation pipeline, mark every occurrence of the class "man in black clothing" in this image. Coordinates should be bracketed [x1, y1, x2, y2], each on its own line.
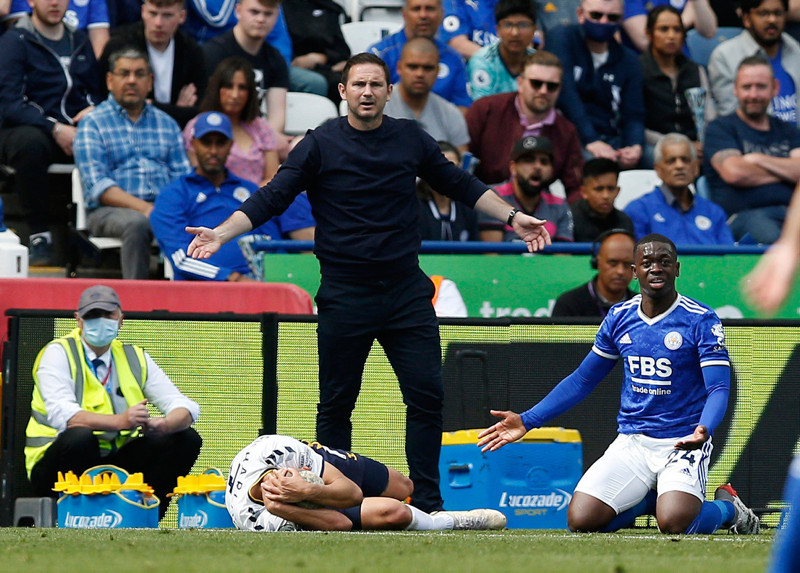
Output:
[552, 228, 637, 317]
[282, 0, 350, 102]
[185, 53, 550, 513]
[570, 157, 634, 242]
[100, 0, 208, 128]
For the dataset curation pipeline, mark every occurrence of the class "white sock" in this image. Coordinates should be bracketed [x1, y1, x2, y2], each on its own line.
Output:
[30, 231, 52, 242]
[404, 505, 455, 531]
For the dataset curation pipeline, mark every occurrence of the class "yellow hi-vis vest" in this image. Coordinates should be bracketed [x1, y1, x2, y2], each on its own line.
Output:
[25, 327, 148, 478]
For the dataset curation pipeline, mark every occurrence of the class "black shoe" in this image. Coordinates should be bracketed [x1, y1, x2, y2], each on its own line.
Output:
[29, 235, 53, 266]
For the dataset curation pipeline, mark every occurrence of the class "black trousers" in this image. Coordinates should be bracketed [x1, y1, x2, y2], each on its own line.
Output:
[30, 427, 202, 519]
[0, 125, 72, 234]
[315, 266, 444, 512]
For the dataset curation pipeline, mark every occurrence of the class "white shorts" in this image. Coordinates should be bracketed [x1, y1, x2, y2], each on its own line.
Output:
[574, 433, 713, 514]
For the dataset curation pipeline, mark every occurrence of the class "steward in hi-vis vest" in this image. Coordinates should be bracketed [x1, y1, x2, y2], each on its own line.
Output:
[27, 284, 202, 520]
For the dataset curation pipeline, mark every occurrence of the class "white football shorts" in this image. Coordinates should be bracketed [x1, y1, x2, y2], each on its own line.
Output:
[574, 433, 713, 514]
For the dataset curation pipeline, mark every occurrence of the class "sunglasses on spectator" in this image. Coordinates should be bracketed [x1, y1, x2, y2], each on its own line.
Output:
[587, 11, 622, 22]
[528, 79, 561, 93]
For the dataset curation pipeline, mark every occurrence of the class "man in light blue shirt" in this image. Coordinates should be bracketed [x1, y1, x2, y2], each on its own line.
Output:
[75, 47, 190, 279]
[625, 133, 733, 245]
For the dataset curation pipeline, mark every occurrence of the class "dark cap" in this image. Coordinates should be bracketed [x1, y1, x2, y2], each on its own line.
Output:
[77, 285, 121, 318]
[510, 135, 554, 161]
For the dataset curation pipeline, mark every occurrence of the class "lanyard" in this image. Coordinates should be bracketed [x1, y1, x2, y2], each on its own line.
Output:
[86, 354, 113, 393]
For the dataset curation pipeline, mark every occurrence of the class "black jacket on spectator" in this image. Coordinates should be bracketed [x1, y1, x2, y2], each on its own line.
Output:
[0, 15, 102, 132]
[640, 49, 702, 141]
[552, 277, 637, 318]
[100, 21, 208, 128]
[282, 0, 350, 101]
[570, 199, 635, 243]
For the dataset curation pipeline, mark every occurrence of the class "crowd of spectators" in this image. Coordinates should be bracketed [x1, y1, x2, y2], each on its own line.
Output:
[0, 0, 798, 275]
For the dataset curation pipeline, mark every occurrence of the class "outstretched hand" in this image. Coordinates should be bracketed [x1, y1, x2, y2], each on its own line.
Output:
[674, 425, 709, 451]
[512, 213, 552, 252]
[477, 409, 527, 452]
[186, 226, 222, 259]
[742, 239, 800, 315]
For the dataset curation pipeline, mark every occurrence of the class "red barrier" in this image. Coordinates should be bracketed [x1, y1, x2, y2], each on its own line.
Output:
[0, 278, 313, 346]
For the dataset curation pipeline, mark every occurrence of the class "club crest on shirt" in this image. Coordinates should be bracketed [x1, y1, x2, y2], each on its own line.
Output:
[233, 187, 251, 203]
[695, 215, 712, 231]
[664, 331, 683, 350]
[443, 15, 460, 32]
[711, 323, 726, 349]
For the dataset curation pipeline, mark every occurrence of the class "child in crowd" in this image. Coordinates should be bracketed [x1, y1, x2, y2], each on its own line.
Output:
[570, 158, 634, 242]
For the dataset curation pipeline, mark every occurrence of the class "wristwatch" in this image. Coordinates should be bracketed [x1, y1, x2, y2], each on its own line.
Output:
[507, 208, 521, 226]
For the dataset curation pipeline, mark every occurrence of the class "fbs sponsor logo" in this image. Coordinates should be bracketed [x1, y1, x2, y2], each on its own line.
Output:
[180, 510, 209, 528]
[498, 489, 572, 511]
[64, 509, 123, 528]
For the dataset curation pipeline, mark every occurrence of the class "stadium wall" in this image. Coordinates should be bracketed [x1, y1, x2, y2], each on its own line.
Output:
[261, 253, 796, 319]
[2, 312, 796, 527]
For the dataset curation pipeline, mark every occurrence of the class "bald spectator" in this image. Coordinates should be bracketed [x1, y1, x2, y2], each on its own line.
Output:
[369, 0, 471, 109]
[466, 51, 584, 199]
[384, 38, 470, 153]
[467, 0, 537, 101]
[551, 228, 636, 317]
[709, 0, 800, 127]
[546, 0, 645, 169]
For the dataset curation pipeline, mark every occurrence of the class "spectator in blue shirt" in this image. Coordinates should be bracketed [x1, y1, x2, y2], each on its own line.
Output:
[546, 0, 645, 169]
[621, 0, 717, 53]
[369, 0, 471, 109]
[439, 0, 498, 59]
[152, 111, 314, 281]
[625, 133, 733, 245]
[74, 47, 191, 279]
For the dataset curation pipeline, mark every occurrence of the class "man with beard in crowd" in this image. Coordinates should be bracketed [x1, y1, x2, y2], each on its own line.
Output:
[478, 135, 574, 242]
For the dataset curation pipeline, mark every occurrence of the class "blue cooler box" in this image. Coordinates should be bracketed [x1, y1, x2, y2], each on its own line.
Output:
[439, 428, 582, 529]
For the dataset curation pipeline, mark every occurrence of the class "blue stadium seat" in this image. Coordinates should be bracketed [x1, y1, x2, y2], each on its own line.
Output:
[686, 27, 744, 68]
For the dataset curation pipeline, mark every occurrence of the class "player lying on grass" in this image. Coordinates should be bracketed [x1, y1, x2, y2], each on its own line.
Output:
[479, 233, 760, 535]
[226, 434, 507, 532]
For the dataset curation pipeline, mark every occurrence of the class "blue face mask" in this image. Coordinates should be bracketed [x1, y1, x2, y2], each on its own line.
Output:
[82, 317, 120, 347]
[582, 19, 619, 43]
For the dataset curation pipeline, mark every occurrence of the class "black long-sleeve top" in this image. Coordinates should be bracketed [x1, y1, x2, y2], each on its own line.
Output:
[238, 116, 489, 278]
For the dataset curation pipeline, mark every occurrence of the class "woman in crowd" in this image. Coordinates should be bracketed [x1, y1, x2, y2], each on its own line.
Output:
[639, 5, 714, 167]
[184, 57, 279, 186]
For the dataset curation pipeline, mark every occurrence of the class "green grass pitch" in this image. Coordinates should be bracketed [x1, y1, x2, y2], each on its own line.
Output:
[0, 528, 773, 572]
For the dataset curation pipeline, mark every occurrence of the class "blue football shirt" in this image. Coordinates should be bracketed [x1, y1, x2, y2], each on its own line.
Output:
[592, 294, 729, 438]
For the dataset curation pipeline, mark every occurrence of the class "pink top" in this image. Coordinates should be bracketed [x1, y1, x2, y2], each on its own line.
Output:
[183, 115, 278, 185]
